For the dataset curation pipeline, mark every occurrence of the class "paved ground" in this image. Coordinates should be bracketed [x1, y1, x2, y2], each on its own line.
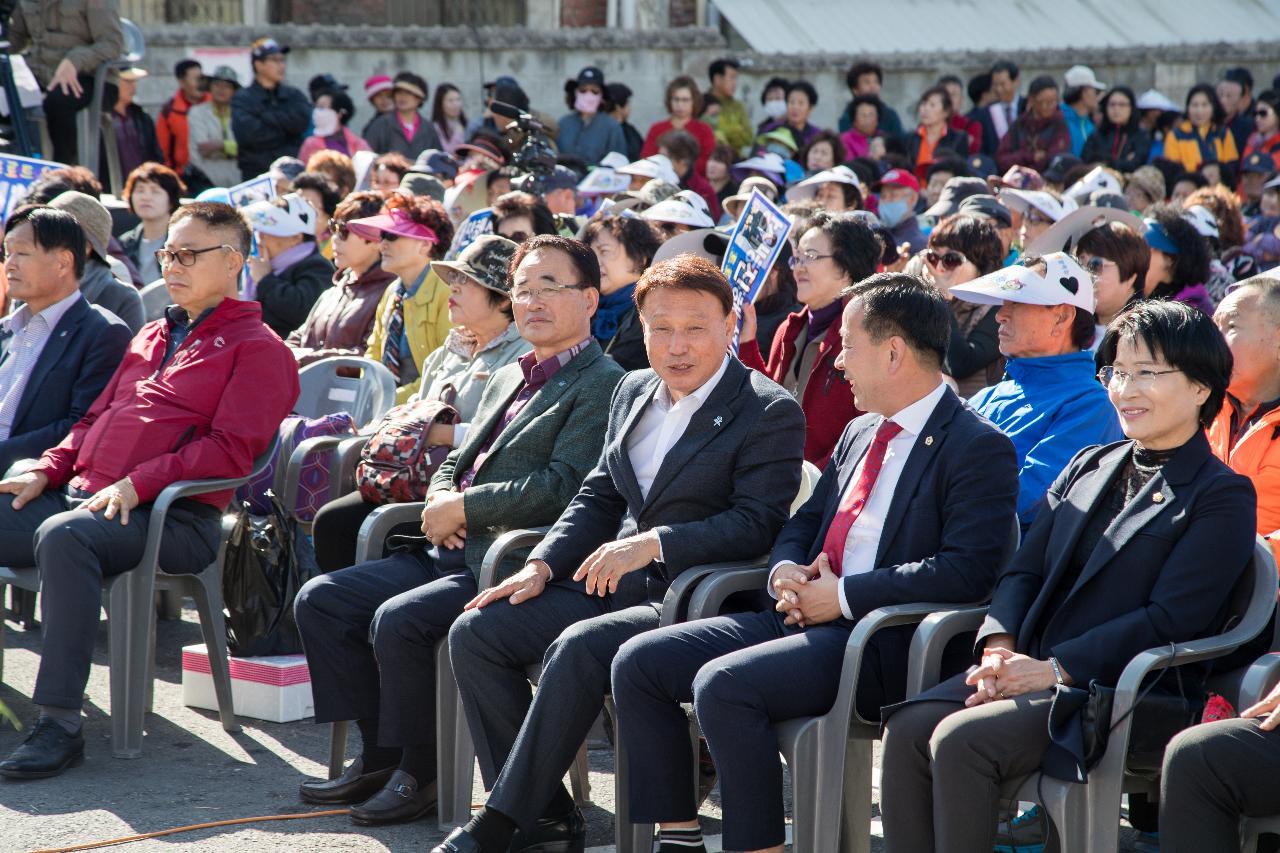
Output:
[1, 602, 1150, 853]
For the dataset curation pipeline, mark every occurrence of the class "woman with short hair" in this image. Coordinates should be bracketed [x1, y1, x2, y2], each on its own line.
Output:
[1075, 219, 1151, 345]
[926, 214, 1005, 397]
[299, 89, 371, 163]
[641, 75, 717, 178]
[1081, 86, 1152, 173]
[880, 299, 1257, 853]
[582, 215, 662, 370]
[907, 86, 971, 182]
[119, 162, 186, 284]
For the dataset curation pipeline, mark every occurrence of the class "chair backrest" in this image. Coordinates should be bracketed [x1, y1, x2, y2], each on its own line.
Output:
[790, 460, 823, 516]
[139, 279, 169, 322]
[295, 357, 397, 425]
[119, 19, 145, 64]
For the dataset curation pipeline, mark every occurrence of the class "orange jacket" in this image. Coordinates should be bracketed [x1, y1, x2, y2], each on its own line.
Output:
[1208, 401, 1280, 563]
[156, 89, 210, 174]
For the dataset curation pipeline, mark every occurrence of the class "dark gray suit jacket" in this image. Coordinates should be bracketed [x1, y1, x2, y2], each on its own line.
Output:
[0, 295, 132, 475]
[532, 356, 806, 605]
[429, 340, 625, 579]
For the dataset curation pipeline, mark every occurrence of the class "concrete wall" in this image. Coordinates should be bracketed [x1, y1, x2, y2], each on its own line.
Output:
[132, 25, 1280, 142]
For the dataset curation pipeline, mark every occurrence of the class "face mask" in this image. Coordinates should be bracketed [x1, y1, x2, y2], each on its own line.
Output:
[878, 199, 911, 228]
[575, 90, 602, 114]
[312, 107, 339, 137]
[764, 98, 787, 119]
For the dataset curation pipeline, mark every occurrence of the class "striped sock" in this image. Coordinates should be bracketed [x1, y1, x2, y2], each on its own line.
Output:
[658, 826, 706, 852]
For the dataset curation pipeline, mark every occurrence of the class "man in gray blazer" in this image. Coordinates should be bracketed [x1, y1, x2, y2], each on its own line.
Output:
[433, 256, 807, 853]
[293, 236, 624, 826]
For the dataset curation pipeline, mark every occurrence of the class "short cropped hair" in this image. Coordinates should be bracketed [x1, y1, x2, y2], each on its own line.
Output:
[171, 201, 252, 257]
[842, 272, 950, 367]
[845, 61, 883, 90]
[786, 80, 818, 108]
[175, 59, 202, 80]
[708, 57, 739, 83]
[801, 210, 881, 285]
[635, 254, 733, 316]
[990, 60, 1020, 80]
[582, 216, 662, 276]
[123, 162, 187, 215]
[305, 149, 357, 196]
[1232, 275, 1280, 324]
[1076, 220, 1151, 299]
[4, 205, 88, 278]
[1096, 299, 1232, 426]
[928, 214, 1004, 275]
[658, 128, 700, 167]
[1028, 75, 1059, 99]
[510, 235, 601, 292]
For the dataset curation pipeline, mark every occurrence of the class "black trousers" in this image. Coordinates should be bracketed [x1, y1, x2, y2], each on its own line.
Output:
[448, 582, 660, 831]
[311, 490, 420, 574]
[42, 75, 96, 166]
[611, 609, 912, 851]
[0, 490, 220, 710]
[293, 545, 475, 751]
[1160, 717, 1280, 853]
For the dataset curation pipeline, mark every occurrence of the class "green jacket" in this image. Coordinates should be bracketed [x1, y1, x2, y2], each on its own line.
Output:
[429, 340, 624, 580]
[714, 95, 754, 155]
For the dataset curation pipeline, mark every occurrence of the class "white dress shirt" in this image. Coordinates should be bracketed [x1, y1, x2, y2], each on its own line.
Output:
[0, 291, 84, 441]
[626, 355, 732, 561]
[627, 355, 731, 500]
[769, 382, 949, 620]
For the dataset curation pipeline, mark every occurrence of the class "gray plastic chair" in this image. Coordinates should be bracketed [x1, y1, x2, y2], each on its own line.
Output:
[79, 18, 143, 182]
[912, 536, 1278, 853]
[295, 357, 396, 426]
[138, 279, 169, 322]
[0, 437, 276, 757]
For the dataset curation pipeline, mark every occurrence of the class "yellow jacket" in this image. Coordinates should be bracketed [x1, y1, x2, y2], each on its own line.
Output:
[365, 267, 454, 403]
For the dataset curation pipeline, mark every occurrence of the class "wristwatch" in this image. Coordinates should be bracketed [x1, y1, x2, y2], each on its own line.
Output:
[1048, 656, 1067, 687]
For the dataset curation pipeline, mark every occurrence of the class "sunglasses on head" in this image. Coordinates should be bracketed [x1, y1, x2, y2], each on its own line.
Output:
[925, 249, 968, 271]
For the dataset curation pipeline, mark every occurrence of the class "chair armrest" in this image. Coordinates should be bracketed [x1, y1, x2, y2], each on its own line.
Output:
[680, 560, 768, 622]
[139, 472, 255, 575]
[332, 436, 371, 497]
[353, 502, 426, 563]
[1237, 653, 1280, 708]
[906, 605, 989, 697]
[477, 527, 551, 589]
[676, 560, 770, 625]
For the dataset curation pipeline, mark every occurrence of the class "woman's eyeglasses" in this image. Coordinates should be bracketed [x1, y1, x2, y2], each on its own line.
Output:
[787, 250, 835, 269]
[1097, 366, 1181, 390]
[1076, 256, 1117, 279]
[925, 249, 968, 271]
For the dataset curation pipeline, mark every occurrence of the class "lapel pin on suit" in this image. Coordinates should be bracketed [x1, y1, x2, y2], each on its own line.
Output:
[713, 416, 723, 427]
[1153, 492, 1165, 503]
[924, 435, 934, 446]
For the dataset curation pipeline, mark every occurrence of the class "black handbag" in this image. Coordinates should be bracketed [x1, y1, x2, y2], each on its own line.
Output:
[1079, 644, 1204, 776]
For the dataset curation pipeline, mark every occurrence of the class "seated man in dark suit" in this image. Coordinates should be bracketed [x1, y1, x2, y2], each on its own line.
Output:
[0, 207, 132, 476]
[433, 256, 807, 853]
[610, 273, 1020, 853]
[293, 235, 625, 826]
[0, 202, 300, 779]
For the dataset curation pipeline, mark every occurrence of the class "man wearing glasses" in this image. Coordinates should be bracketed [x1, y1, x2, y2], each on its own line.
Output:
[293, 235, 624, 827]
[949, 251, 1123, 528]
[0, 202, 300, 779]
[231, 38, 311, 181]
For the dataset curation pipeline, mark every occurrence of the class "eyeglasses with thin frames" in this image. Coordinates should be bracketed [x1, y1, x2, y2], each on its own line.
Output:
[1097, 366, 1181, 390]
[788, 250, 834, 269]
[510, 282, 589, 304]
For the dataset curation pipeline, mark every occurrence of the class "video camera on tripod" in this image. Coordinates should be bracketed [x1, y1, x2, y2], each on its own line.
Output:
[490, 100, 557, 197]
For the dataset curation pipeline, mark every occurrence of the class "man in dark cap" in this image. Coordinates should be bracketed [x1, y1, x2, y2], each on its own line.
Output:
[231, 38, 311, 180]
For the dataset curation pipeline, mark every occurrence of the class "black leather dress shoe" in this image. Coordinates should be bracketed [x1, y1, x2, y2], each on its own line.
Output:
[431, 827, 484, 853]
[349, 770, 436, 825]
[508, 806, 586, 853]
[0, 717, 85, 779]
[299, 758, 395, 805]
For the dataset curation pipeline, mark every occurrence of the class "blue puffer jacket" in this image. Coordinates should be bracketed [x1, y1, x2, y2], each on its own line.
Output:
[970, 350, 1123, 525]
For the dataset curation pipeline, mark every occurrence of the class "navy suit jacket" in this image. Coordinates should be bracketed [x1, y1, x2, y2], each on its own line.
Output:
[533, 357, 806, 605]
[0, 296, 132, 474]
[771, 386, 1019, 623]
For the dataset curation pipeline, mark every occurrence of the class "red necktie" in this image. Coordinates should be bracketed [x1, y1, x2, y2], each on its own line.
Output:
[821, 420, 903, 577]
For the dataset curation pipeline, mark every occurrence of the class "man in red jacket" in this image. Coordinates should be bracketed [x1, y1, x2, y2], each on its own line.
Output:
[0, 202, 300, 780]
